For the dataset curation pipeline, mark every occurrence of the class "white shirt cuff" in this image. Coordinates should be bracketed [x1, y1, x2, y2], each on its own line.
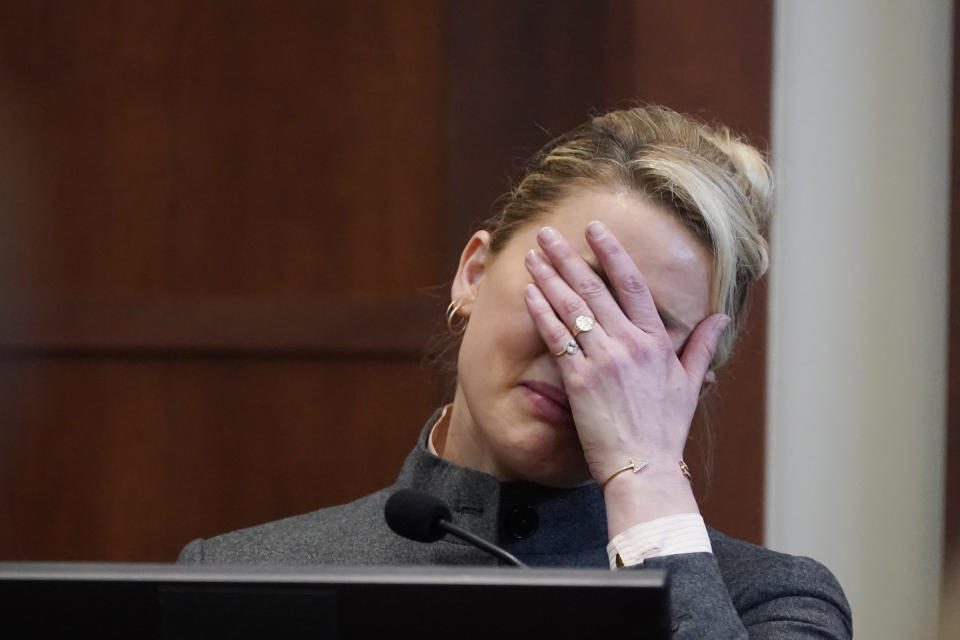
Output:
[606, 513, 712, 568]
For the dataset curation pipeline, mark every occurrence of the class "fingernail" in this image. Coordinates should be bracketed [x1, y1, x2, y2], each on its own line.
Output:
[538, 226, 561, 245]
[525, 249, 544, 265]
[718, 315, 732, 332]
[587, 221, 606, 238]
[524, 283, 539, 299]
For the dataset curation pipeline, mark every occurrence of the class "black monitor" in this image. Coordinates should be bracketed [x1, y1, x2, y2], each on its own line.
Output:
[0, 562, 670, 639]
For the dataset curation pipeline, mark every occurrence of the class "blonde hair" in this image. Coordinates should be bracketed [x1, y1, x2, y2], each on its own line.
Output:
[484, 105, 772, 367]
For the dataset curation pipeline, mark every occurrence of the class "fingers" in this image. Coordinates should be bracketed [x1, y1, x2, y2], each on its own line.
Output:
[530, 226, 636, 336]
[524, 243, 610, 348]
[679, 313, 730, 386]
[584, 221, 667, 338]
[523, 283, 583, 363]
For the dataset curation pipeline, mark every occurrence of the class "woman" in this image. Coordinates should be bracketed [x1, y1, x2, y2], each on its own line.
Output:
[180, 106, 852, 638]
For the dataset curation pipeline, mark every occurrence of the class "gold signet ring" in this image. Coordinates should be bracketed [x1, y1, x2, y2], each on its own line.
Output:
[572, 315, 595, 337]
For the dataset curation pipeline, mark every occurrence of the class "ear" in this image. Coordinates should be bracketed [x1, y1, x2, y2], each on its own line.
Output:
[450, 230, 491, 319]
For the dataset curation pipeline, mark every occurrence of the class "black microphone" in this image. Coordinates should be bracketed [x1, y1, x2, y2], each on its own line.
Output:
[384, 489, 528, 568]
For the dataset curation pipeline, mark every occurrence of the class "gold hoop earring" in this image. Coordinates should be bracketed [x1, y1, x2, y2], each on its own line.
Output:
[445, 299, 467, 334]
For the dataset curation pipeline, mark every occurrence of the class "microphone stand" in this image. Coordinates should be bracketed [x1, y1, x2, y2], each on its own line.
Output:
[437, 520, 529, 568]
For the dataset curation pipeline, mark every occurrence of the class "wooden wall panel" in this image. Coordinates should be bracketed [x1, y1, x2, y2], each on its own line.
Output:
[0, 0, 449, 561]
[0, 0, 445, 296]
[0, 0, 773, 560]
[0, 359, 435, 561]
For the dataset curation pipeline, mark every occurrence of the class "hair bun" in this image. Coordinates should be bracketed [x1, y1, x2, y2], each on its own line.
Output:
[703, 129, 773, 229]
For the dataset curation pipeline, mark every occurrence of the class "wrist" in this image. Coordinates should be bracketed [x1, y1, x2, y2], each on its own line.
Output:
[601, 462, 699, 538]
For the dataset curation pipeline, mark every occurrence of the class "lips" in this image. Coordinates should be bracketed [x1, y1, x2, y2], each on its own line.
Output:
[520, 381, 574, 426]
[521, 381, 570, 410]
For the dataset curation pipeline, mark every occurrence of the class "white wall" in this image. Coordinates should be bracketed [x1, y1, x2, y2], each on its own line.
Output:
[767, 1, 953, 638]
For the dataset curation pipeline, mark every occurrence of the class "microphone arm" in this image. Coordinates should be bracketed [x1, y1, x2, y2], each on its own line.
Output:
[383, 488, 529, 568]
[436, 520, 529, 568]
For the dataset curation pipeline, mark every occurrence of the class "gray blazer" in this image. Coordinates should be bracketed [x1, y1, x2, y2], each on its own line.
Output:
[180, 413, 852, 639]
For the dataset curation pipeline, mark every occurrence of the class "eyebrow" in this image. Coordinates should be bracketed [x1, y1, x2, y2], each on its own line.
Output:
[585, 260, 693, 334]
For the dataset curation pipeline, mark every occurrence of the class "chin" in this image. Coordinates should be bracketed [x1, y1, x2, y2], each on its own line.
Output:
[498, 429, 591, 487]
